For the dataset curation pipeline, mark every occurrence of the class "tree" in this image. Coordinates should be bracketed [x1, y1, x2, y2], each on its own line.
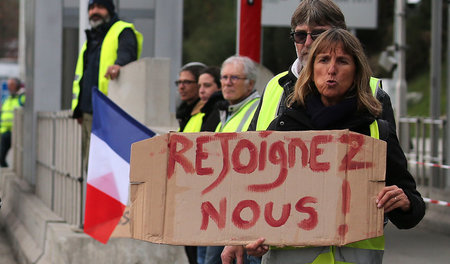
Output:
[0, 0, 19, 59]
[183, 1, 237, 67]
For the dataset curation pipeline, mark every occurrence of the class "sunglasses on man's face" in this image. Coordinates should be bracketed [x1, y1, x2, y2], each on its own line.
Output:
[290, 30, 326, 44]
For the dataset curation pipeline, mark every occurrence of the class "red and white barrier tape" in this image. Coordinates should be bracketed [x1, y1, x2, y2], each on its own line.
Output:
[423, 197, 450, 207]
[408, 160, 450, 170]
[404, 161, 450, 207]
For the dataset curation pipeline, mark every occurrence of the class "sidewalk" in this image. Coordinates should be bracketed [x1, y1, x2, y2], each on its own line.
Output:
[384, 220, 450, 263]
[0, 228, 18, 264]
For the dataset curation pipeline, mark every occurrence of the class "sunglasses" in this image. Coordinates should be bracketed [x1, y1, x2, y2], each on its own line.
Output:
[290, 30, 326, 44]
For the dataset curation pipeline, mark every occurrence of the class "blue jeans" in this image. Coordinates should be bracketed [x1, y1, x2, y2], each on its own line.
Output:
[204, 246, 224, 264]
[247, 255, 262, 264]
[199, 246, 262, 264]
[197, 246, 206, 264]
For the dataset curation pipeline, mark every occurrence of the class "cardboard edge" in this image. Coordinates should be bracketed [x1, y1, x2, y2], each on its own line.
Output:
[342, 132, 386, 245]
[129, 134, 169, 243]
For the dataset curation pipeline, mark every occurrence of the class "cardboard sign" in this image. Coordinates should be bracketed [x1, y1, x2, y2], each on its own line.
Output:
[128, 130, 386, 246]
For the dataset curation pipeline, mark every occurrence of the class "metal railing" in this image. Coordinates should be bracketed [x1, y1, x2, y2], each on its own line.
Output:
[398, 117, 448, 197]
[34, 110, 83, 226]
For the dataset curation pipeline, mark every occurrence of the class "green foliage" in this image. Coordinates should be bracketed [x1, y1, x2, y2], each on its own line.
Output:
[407, 62, 448, 117]
[181, 0, 446, 117]
[182, 1, 296, 74]
[183, 1, 237, 67]
[182, 1, 401, 75]
[261, 27, 297, 74]
[404, 0, 434, 80]
[0, 0, 19, 59]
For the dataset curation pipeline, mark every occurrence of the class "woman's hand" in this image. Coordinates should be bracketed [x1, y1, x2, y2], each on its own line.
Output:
[221, 238, 269, 263]
[221, 245, 245, 264]
[245, 238, 269, 257]
[376, 185, 411, 213]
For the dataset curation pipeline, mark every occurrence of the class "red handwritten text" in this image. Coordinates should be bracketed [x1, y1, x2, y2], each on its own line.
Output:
[200, 197, 318, 231]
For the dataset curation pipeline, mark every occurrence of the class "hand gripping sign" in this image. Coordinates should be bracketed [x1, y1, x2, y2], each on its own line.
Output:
[128, 130, 386, 247]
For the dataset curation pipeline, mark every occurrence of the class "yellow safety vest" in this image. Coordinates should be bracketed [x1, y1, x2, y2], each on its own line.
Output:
[0, 94, 25, 134]
[215, 98, 260, 132]
[182, 112, 205, 132]
[71, 21, 143, 110]
[255, 71, 288, 131]
[255, 73, 382, 131]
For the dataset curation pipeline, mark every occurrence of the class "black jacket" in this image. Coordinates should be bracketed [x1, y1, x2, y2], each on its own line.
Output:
[268, 100, 425, 230]
[248, 63, 397, 131]
[200, 91, 225, 132]
[176, 98, 201, 131]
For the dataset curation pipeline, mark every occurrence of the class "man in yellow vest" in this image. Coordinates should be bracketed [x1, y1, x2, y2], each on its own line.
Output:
[247, 0, 395, 133]
[211, 55, 261, 264]
[0, 78, 25, 167]
[71, 0, 143, 174]
[215, 56, 260, 133]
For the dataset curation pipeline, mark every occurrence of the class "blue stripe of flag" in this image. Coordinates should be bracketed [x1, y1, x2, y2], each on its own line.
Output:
[91, 89, 155, 163]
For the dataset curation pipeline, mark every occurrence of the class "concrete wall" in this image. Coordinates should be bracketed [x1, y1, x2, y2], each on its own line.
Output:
[0, 169, 188, 264]
[108, 57, 178, 131]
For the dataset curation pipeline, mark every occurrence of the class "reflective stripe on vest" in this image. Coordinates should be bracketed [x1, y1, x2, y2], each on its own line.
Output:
[335, 235, 384, 264]
[0, 95, 25, 133]
[255, 75, 381, 131]
[182, 112, 205, 132]
[215, 98, 260, 132]
[256, 71, 288, 131]
[369, 77, 381, 96]
[262, 246, 332, 264]
[334, 244, 384, 264]
[71, 21, 143, 110]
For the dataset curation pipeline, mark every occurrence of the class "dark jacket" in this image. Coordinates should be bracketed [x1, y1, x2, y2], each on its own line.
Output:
[268, 97, 425, 230]
[74, 14, 138, 118]
[200, 91, 225, 132]
[176, 98, 201, 131]
[248, 62, 397, 131]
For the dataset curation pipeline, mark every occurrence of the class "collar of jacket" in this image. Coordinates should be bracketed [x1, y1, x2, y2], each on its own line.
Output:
[201, 91, 224, 114]
[227, 90, 260, 114]
[283, 101, 375, 133]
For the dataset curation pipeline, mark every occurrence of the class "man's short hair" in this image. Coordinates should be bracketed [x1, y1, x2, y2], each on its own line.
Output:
[291, 0, 347, 30]
[180, 62, 207, 82]
[221, 56, 257, 83]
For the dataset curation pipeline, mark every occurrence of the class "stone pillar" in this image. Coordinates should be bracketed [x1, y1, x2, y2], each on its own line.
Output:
[21, 0, 63, 184]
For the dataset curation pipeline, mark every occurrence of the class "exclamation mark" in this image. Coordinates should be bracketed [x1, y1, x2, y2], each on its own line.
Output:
[338, 179, 351, 237]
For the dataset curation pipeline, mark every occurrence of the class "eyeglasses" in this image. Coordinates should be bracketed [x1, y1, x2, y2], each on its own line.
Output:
[175, 80, 196, 86]
[290, 30, 326, 44]
[220, 75, 247, 83]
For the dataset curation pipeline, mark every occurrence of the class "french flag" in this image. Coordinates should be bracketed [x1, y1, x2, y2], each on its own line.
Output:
[84, 89, 155, 243]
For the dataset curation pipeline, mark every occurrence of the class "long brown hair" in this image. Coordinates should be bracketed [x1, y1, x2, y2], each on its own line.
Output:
[289, 28, 382, 117]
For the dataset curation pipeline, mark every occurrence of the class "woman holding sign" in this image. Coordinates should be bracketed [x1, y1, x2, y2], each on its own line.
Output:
[237, 28, 426, 264]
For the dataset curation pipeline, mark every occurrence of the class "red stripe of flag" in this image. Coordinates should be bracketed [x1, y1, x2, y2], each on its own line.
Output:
[84, 184, 126, 244]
